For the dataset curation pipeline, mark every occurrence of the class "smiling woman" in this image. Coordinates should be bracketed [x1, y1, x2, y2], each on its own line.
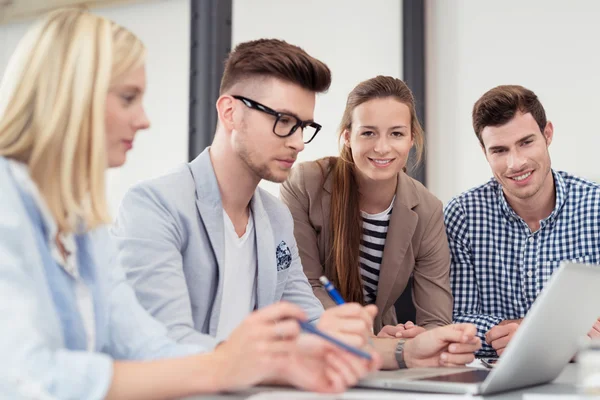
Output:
[281, 75, 453, 336]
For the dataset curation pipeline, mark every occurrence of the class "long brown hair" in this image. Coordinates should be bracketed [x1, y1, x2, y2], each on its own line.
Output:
[325, 76, 424, 304]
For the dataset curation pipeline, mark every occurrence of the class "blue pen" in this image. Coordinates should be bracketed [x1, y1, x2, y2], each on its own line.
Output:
[320, 275, 376, 345]
[319, 276, 345, 305]
[298, 321, 372, 361]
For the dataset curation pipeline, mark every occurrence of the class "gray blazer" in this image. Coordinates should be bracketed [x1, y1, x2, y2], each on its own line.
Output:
[111, 148, 324, 349]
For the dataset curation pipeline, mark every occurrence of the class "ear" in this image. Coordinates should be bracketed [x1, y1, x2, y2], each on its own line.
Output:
[342, 129, 351, 148]
[215, 95, 236, 132]
[543, 121, 554, 146]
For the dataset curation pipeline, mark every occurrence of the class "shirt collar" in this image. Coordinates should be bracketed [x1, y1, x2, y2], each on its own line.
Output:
[496, 169, 567, 228]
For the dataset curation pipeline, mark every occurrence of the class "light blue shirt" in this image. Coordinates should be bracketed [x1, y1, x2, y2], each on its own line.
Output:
[0, 157, 203, 399]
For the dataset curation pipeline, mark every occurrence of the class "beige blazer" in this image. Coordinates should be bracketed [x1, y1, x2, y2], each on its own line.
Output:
[280, 158, 453, 333]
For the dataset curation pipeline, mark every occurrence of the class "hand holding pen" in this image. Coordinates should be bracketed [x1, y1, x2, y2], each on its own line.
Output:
[318, 276, 377, 348]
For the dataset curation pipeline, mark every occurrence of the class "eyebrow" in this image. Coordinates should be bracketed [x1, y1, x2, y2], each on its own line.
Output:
[359, 125, 408, 130]
[276, 108, 313, 122]
[516, 133, 536, 144]
[487, 134, 537, 152]
[118, 85, 143, 94]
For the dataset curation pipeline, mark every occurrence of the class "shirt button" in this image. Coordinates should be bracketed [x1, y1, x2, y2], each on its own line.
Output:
[528, 237, 534, 243]
[527, 271, 533, 278]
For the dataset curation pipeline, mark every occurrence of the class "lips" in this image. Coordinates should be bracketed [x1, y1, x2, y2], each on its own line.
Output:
[508, 170, 533, 181]
[368, 157, 395, 167]
[276, 158, 296, 168]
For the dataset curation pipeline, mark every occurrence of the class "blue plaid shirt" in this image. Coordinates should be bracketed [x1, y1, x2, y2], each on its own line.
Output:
[444, 170, 600, 356]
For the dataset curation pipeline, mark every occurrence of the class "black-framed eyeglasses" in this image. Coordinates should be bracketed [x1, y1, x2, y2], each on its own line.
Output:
[232, 95, 322, 144]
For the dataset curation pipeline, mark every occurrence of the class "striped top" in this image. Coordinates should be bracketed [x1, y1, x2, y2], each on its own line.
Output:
[359, 197, 394, 304]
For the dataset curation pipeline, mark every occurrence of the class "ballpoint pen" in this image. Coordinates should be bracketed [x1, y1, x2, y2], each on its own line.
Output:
[298, 321, 372, 360]
[320, 275, 376, 346]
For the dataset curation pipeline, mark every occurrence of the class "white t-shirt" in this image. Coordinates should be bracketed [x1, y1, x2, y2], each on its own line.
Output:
[215, 210, 258, 341]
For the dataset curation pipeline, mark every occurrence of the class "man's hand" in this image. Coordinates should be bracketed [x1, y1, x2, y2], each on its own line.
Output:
[212, 302, 307, 391]
[403, 323, 481, 368]
[277, 333, 382, 393]
[377, 321, 426, 339]
[588, 318, 600, 339]
[317, 304, 377, 347]
[485, 319, 522, 356]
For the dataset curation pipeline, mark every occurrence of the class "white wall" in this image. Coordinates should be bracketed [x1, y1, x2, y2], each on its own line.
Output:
[97, 0, 190, 214]
[232, 0, 403, 196]
[426, 0, 600, 204]
[0, 0, 190, 215]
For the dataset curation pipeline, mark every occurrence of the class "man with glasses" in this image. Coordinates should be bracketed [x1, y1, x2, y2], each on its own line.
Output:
[111, 38, 375, 349]
[112, 39, 481, 370]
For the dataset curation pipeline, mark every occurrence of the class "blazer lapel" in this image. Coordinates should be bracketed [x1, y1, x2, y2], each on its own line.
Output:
[189, 149, 225, 331]
[251, 190, 276, 308]
[375, 173, 419, 318]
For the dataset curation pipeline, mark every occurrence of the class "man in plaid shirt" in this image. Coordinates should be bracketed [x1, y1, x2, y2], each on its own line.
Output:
[444, 85, 600, 356]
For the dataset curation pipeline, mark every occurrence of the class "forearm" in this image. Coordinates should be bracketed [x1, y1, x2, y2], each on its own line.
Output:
[371, 337, 401, 370]
[106, 353, 222, 400]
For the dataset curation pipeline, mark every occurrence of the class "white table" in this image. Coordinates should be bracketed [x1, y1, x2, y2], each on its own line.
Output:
[184, 363, 579, 400]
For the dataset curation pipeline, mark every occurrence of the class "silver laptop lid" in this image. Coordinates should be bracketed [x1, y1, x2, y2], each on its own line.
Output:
[480, 262, 600, 394]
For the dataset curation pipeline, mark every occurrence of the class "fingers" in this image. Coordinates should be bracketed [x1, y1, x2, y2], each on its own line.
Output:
[323, 303, 376, 329]
[440, 351, 476, 366]
[397, 326, 425, 339]
[377, 325, 402, 338]
[448, 338, 482, 355]
[589, 320, 600, 339]
[451, 323, 478, 340]
[323, 363, 347, 394]
[324, 351, 365, 389]
[267, 338, 304, 355]
[252, 301, 307, 323]
[489, 335, 511, 352]
[404, 321, 415, 328]
[364, 304, 378, 319]
[335, 319, 370, 335]
[485, 323, 517, 344]
[267, 319, 301, 340]
[434, 323, 478, 344]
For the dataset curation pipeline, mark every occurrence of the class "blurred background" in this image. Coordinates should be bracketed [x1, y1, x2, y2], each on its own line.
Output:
[1, 0, 599, 215]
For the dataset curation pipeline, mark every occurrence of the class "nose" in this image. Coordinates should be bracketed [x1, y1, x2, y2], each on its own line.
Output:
[373, 135, 391, 154]
[507, 149, 526, 171]
[135, 107, 151, 131]
[286, 126, 305, 153]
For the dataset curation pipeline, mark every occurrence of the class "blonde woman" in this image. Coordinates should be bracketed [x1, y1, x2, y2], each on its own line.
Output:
[0, 9, 379, 399]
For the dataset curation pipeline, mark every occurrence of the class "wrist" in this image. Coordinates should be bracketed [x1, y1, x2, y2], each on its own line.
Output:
[202, 349, 230, 392]
[402, 339, 418, 368]
[394, 339, 408, 369]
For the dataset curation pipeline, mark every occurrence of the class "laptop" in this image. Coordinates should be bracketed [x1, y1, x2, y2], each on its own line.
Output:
[358, 262, 600, 395]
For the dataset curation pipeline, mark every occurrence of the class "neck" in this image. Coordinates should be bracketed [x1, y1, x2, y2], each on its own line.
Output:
[357, 171, 398, 214]
[505, 170, 555, 232]
[209, 131, 259, 219]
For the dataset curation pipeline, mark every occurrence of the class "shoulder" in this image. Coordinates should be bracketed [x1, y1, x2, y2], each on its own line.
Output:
[399, 173, 443, 213]
[444, 177, 498, 214]
[558, 170, 600, 195]
[120, 163, 196, 213]
[285, 158, 334, 194]
[257, 186, 292, 221]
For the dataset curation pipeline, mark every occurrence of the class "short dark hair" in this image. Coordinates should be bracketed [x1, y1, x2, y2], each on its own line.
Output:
[472, 85, 547, 146]
[219, 38, 331, 95]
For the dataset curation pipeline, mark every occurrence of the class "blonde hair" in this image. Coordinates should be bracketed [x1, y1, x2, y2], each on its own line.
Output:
[0, 8, 146, 233]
